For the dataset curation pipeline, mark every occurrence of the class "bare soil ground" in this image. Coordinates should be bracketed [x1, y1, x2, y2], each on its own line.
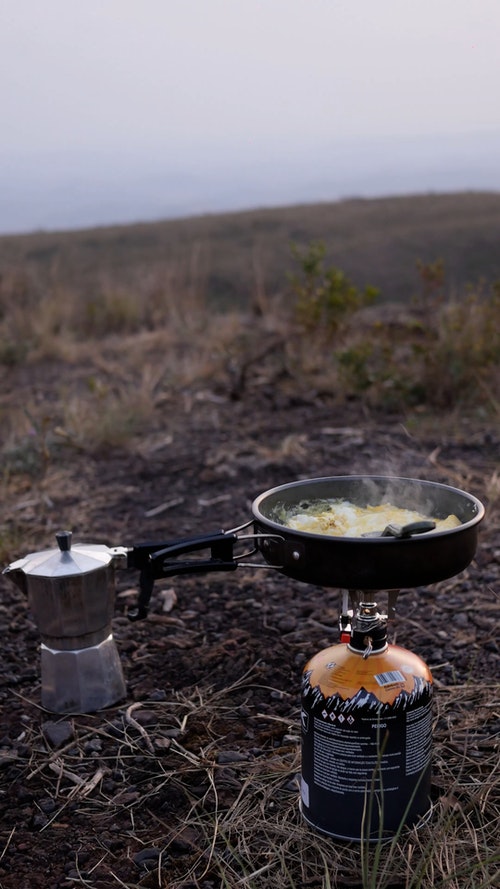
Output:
[0, 366, 499, 888]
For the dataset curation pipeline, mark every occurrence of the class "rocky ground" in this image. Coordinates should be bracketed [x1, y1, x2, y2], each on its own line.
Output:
[0, 387, 499, 888]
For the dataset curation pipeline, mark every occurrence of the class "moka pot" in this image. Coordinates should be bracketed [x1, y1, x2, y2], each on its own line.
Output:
[4, 530, 127, 714]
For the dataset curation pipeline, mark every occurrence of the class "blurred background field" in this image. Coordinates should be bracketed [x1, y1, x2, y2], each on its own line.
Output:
[2, 191, 500, 310]
[1, 192, 499, 438]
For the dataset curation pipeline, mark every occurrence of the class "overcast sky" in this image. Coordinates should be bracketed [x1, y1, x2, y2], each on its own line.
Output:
[1, 0, 499, 232]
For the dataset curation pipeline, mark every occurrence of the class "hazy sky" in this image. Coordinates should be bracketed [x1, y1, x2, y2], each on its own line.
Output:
[1, 0, 500, 231]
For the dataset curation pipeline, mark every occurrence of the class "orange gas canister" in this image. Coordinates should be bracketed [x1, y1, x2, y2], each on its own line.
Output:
[300, 601, 433, 841]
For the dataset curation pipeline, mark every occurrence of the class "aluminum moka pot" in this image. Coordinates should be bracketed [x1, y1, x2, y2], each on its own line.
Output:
[4, 530, 127, 714]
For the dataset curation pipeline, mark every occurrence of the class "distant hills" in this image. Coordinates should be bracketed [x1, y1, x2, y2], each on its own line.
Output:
[2, 130, 500, 235]
[1, 191, 500, 307]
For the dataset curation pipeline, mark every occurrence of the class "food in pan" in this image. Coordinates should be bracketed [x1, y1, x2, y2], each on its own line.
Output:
[279, 499, 461, 537]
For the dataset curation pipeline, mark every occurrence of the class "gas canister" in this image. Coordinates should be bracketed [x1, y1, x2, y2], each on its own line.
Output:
[300, 599, 433, 841]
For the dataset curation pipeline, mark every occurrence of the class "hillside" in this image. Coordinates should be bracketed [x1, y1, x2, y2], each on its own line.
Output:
[1, 191, 500, 307]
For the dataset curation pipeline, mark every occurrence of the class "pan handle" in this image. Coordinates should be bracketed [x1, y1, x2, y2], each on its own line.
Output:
[127, 531, 239, 621]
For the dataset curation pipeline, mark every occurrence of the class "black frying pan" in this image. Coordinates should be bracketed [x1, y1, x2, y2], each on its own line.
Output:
[125, 475, 484, 617]
[251, 476, 484, 589]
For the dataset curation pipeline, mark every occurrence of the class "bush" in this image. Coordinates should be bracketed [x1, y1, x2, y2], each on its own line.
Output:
[288, 241, 378, 337]
[337, 268, 500, 411]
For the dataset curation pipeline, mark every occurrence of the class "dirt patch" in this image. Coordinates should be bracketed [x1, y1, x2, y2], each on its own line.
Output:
[0, 386, 499, 888]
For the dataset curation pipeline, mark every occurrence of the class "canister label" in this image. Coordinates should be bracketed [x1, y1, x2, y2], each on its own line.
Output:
[301, 645, 432, 840]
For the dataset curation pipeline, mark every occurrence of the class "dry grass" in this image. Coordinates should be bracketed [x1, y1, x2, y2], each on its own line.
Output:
[1, 209, 500, 467]
[10, 672, 499, 889]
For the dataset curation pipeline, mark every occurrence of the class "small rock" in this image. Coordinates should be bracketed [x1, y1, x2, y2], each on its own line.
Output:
[283, 775, 300, 792]
[101, 779, 118, 794]
[112, 790, 141, 805]
[38, 798, 57, 814]
[159, 587, 178, 613]
[0, 749, 18, 767]
[148, 688, 167, 702]
[277, 615, 297, 632]
[237, 704, 251, 717]
[74, 851, 90, 866]
[42, 720, 74, 748]
[133, 847, 161, 868]
[452, 612, 469, 628]
[106, 720, 125, 739]
[132, 709, 157, 726]
[66, 869, 89, 881]
[217, 750, 249, 764]
[270, 689, 288, 700]
[161, 727, 184, 738]
[216, 767, 242, 789]
[167, 824, 200, 853]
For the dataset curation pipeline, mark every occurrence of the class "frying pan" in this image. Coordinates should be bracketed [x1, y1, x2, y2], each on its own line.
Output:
[251, 475, 484, 589]
[126, 476, 484, 618]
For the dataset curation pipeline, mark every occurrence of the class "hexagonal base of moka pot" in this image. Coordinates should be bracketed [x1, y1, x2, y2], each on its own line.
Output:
[40, 633, 126, 714]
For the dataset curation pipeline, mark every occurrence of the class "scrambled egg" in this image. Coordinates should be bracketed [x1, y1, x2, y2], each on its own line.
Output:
[283, 499, 461, 537]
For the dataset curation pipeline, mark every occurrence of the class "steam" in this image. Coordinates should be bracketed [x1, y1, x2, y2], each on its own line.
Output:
[261, 476, 479, 528]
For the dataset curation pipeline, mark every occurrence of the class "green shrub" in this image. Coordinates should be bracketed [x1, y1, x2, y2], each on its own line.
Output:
[289, 241, 378, 336]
